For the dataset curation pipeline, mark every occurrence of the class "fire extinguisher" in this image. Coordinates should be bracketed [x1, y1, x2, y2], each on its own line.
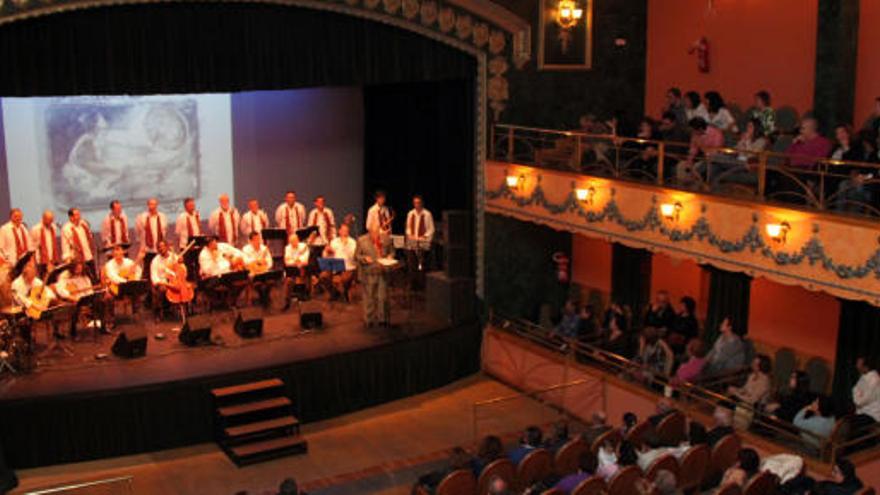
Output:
[689, 37, 710, 73]
[552, 252, 570, 284]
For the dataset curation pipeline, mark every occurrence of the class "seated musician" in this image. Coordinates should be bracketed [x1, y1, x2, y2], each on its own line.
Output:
[319, 223, 357, 302]
[12, 262, 59, 337]
[55, 261, 105, 337]
[103, 245, 143, 324]
[241, 232, 273, 308]
[198, 236, 243, 308]
[149, 240, 177, 317]
[283, 232, 310, 308]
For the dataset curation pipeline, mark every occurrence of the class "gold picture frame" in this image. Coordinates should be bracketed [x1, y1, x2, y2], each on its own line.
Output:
[537, 0, 593, 70]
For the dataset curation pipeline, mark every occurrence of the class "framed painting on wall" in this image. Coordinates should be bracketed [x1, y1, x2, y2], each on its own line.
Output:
[538, 0, 593, 70]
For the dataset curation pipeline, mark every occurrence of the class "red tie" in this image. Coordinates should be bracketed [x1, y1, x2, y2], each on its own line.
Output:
[219, 212, 228, 243]
[40, 227, 49, 263]
[73, 225, 85, 256]
[187, 215, 194, 238]
[374, 237, 383, 257]
[251, 214, 256, 233]
[145, 216, 154, 249]
[322, 212, 332, 240]
[285, 208, 291, 233]
[121, 218, 129, 244]
[14, 225, 25, 257]
[110, 217, 117, 245]
[156, 217, 164, 244]
[418, 213, 427, 237]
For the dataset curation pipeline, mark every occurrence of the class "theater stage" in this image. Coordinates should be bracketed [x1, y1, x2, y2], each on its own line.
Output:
[0, 296, 482, 469]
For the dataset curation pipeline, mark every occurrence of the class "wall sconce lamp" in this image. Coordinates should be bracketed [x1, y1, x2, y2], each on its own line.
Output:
[575, 186, 595, 205]
[765, 221, 791, 245]
[660, 202, 682, 222]
[506, 174, 525, 191]
[556, 0, 584, 29]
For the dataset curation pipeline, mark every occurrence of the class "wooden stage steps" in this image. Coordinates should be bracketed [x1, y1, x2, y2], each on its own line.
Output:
[211, 378, 308, 466]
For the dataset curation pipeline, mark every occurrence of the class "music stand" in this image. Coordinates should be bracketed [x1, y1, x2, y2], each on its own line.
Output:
[261, 228, 286, 242]
[119, 280, 150, 299]
[43, 304, 76, 356]
[296, 226, 319, 241]
[46, 263, 72, 285]
[253, 269, 283, 284]
[220, 270, 249, 286]
[318, 258, 345, 274]
[12, 252, 35, 280]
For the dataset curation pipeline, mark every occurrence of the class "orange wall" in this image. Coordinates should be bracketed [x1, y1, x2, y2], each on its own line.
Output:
[748, 277, 840, 363]
[645, 0, 818, 118]
[649, 252, 710, 319]
[571, 234, 612, 294]
[854, 0, 880, 127]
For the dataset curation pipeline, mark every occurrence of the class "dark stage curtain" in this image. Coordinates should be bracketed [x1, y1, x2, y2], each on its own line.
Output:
[610, 244, 652, 328]
[703, 266, 752, 343]
[0, 2, 476, 95]
[363, 79, 475, 230]
[0, 324, 481, 468]
[832, 300, 880, 403]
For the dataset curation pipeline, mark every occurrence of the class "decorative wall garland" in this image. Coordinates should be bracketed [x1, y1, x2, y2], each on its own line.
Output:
[487, 177, 880, 281]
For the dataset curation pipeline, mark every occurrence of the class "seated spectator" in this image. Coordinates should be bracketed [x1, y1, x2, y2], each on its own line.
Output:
[577, 304, 598, 341]
[545, 420, 570, 452]
[779, 462, 815, 495]
[704, 91, 738, 134]
[471, 435, 503, 477]
[831, 124, 865, 162]
[719, 448, 760, 488]
[688, 420, 708, 446]
[851, 356, 880, 431]
[626, 117, 661, 178]
[644, 290, 675, 334]
[648, 398, 677, 427]
[487, 475, 511, 495]
[278, 478, 305, 495]
[555, 451, 597, 493]
[662, 87, 687, 126]
[813, 458, 863, 495]
[750, 90, 777, 136]
[684, 91, 709, 122]
[636, 434, 687, 471]
[793, 396, 836, 450]
[581, 411, 612, 446]
[831, 125, 874, 212]
[673, 339, 708, 385]
[596, 440, 638, 480]
[658, 111, 691, 143]
[601, 313, 629, 357]
[636, 327, 674, 382]
[787, 117, 833, 168]
[727, 354, 772, 407]
[857, 128, 879, 163]
[509, 426, 543, 465]
[707, 407, 735, 447]
[712, 118, 767, 189]
[677, 117, 724, 185]
[767, 371, 815, 423]
[601, 301, 627, 330]
[554, 300, 581, 340]
[413, 447, 472, 495]
[667, 296, 699, 355]
[621, 412, 639, 436]
[704, 317, 747, 377]
[578, 113, 610, 134]
[651, 469, 681, 495]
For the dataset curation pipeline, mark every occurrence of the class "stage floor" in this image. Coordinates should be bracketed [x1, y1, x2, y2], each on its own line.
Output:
[0, 293, 442, 401]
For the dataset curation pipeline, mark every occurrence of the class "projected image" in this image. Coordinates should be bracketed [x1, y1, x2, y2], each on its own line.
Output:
[48, 98, 200, 208]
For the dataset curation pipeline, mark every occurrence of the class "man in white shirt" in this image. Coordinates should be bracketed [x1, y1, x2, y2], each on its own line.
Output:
[62, 208, 97, 282]
[0, 208, 32, 266]
[55, 261, 103, 337]
[31, 210, 60, 278]
[319, 223, 356, 301]
[405, 195, 435, 285]
[175, 197, 203, 250]
[242, 232, 274, 308]
[149, 240, 179, 318]
[283, 232, 310, 308]
[104, 244, 142, 289]
[365, 191, 392, 235]
[275, 191, 306, 235]
[355, 226, 393, 326]
[12, 262, 57, 333]
[852, 357, 880, 430]
[199, 236, 234, 279]
[240, 199, 270, 238]
[100, 200, 131, 249]
[307, 195, 336, 258]
[135, 198, 168, 281]
[209, 193, 240, 246]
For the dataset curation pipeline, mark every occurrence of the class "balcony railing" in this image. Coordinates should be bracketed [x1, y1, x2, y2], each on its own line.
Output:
[491, 124, 880, 219]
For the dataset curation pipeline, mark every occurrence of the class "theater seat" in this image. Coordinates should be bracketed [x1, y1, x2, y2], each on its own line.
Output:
[716, 483, 743, 495]
[743, 471, 777, 495]
[607, 465, 641, 495]
[554, 437, 589, 475]
[572, 476, 606, 495]
[644, 453, 679, 482]
[477, 458, 515, 495]
[435, 469, 477, 495]
[678, 444, 710, 492]
[705, 434, 741, 488]
[591, 429, 622, 455]
[625, 420, 654, 447]
[656, 412, 687, 446]
[516, 448, 553, 490]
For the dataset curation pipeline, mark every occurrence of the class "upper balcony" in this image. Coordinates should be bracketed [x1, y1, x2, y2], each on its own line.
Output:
[484, 124, 880, 305]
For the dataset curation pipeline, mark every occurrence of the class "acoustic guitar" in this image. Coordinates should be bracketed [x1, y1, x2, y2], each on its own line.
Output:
[108, 264, 138, 296]
[26, 284, 53, 320]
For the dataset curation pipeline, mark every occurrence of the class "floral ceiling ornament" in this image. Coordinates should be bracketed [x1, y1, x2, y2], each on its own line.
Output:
[473, 23, 489, 47]
[383, 0, 401, 15]
[364, 0, 381, 9]
[455, 14, 473, 40]
[419, 0, 438, 25]
[438, 6, 456, 33]
[489, 30, 506, 54]
[402, 0, 419, 20]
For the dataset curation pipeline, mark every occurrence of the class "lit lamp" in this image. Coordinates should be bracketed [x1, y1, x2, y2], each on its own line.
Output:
[505, 174, 525, 191]
[555, 0, 583, 29]
[660, 202, 682, 222]
[765, 221, 790, 245]
[575, 186, 595, 204]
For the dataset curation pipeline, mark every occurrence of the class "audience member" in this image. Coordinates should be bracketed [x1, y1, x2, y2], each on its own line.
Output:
[831, 124, 865, 162]
[832, 125, 875, 212]
[704, 91, 737, 133]
[727, 354, 772, 407]
[719, 448, 760, 488]
[653, 469, 682, 495]
[707, 407, 735, 447]
[663, 87, 687, 125]
[793, 396, 836, 450]
[577, 304, 598, 340]
[704, 317, 747, 377]
[509, 426, 543, 465]
[545, 421, 570, 452]
[636, 327, 674, 382]
[627, 117, 661, 177]
[684, 91, 709, 122]
[678, 117, 724, 185]
[487, 475, 511, 495]
[601, 301, 627, 330]
[668, 296, 699, 354]
[636, 434, 687, 471]
[644, 290, 676, 333]
[851, 356, 880, 431]
[766, 371, 815, 423]
[554, 300, 581, 339]
[554, 451, 597, 493]
[412, 447, 472, 494]
[736, 118, 769, 158]
[750, 90, 777, 136]
[582, 411, 612, 446]
[621, 412, 639, 436]
[673, 338, 708, 385]
[471, 435, 503, 477]
[601, 312, 629, 357]
[648, 398, 677, 427]
[278, 478, 304, 495]
[787, 117, 833, 167]
[688, 420, 708, 446]
[596, 440, 638, 480]
[813, 458, 863, 495]
[658, 111, 690, 143]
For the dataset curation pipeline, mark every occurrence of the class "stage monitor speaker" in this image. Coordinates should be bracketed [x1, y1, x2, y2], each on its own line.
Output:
[111, 324, 148, 358]
[299, 300, 323, 330]
[180, 314, 213, 346]
[426, 272, 475, 324]
[442, 210, 472, 247]
[235, 308, 264, 338]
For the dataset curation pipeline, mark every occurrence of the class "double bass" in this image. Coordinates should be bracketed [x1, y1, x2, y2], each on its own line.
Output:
[166, 241, 195, 304]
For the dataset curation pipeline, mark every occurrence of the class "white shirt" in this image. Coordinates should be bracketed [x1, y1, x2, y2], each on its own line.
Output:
[0, 221, 31, 265]
[240, 209, 270, 237]
[55, 270, 93, 300]
[62, 221, 94, 262]
[307, 207, 336, 246]
[104, 257, 141, 285]
[366, 204, 392, 234]
[150, 252, 177, 286]
[854, 370, 880, 422]
[242, 243, 273, 271]
[326, 236, 357, 271]
[175, 211, 203, 249]
[405, 208, 435, 243]
[284, 242, 310, 266]
[11, 276, 54, 308]
[30, 222, 59, 265]
[275, 202, 306, 233]
[209, 207, 240, 245]
[708, 107, 736, 132]
[135, 211, 168, 254]
[100, 212, 130, 247]
[686, 104, 710, 122]
[198, 244, 239, 278]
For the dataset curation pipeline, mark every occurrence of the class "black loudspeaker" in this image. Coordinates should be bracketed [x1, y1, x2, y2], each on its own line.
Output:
[299, 300, 323, 330]
[442, 210, 471, 247]
[426, 272, 475, 324]
[179, 314, 213, 346]
[111, 324, 148, 358]
[235, 308, 264, 338]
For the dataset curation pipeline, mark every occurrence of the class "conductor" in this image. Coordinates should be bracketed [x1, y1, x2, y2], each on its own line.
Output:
[355, 226, 393, 328]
